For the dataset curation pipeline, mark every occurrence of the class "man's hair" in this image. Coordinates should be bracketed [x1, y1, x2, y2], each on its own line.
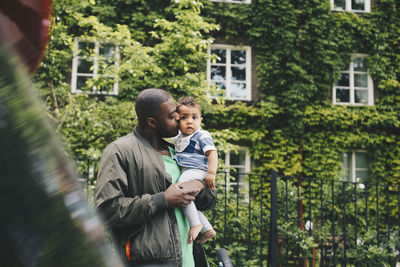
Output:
[135, 88, 171, 125]
[177, 96, 202, 113]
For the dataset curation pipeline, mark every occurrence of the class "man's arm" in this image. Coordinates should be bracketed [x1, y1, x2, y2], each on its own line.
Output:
[94, 144, 197, 228]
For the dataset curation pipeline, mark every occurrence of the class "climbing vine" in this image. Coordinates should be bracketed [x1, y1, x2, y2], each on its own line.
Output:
[33, 0, 399, 181]
[29, 0, 400, 265]
[199, 0, 400, 185]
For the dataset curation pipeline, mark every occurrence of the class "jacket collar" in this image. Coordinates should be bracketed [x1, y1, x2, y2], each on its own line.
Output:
[133, 126, 175, 151]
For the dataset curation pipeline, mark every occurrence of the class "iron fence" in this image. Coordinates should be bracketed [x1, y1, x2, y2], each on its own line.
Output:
[73, 158, 99, 202]
[277, 176, 400, 266]
[74, 158, 400, 266]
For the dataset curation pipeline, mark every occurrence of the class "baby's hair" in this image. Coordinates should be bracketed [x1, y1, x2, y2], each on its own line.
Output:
[177, 96, 202, 113]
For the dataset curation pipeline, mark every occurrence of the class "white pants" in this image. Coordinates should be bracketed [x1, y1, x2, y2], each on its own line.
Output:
[179, 168, 213, 232]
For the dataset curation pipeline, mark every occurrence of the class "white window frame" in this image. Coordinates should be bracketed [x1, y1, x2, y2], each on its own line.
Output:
[342, 150, 369, 182]
[332, 54, 374, 106]
[221, 147, 251, 191]
[207, 44, 252, 101]
[330, 0, 370, 13]
[71, 38, 119, 95]
[210, 0, 251, 4]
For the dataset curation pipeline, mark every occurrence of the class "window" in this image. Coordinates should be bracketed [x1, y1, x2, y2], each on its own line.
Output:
[342, 151, 368, 182]
[333, 55, 374, 106]
[221, 147, 251, 193]
[211, 0, 251, 4]
[331, 0, 370, 13]
[71, 38, 119, 95]
[207, 45, 252, 101]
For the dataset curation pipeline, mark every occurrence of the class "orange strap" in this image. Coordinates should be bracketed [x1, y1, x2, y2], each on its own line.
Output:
[126, 239, 132, 260]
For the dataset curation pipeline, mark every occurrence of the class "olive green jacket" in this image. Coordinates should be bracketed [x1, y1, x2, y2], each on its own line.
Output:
[94, 127, 216, 266]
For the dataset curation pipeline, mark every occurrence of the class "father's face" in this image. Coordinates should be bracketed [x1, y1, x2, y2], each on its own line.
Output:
[155, 97, 179, 138]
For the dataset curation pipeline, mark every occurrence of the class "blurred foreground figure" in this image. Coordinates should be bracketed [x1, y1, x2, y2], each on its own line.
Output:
[0, 0, 51, 74]
[0, 1, 123, 266]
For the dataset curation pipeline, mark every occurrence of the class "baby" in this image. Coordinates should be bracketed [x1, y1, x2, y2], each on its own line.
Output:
[174, 96, 217, 244]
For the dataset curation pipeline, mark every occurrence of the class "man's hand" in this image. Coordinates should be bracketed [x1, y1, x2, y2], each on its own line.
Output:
[179, 180, 203, 195]
[164, 182, 198, 208]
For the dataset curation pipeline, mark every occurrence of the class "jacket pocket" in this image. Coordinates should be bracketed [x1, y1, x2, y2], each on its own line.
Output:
[129, 213, 175, 261]
[125, 225, 143, 261]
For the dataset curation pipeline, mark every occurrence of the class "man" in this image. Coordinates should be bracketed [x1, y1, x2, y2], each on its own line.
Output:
[94, 88, 216, 267]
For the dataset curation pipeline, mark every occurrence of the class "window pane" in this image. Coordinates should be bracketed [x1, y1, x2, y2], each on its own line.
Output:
[77, 59, 93, 74]
[230, 150, 246, 166]
[334, 0, 345, 9]
[340, 63, 349, 72]
[336, 88, 350, 103]
[214, 82, 226, 97]
[353, 58, 367, 71]
[355, 170, 368, 181]
[342, 152, 351, 180]
[100, 43, 115, 58]
[336, 73, 349, 87]
[230, 167, 245, 177]
[356, 153, 368, 168]
[352, 0, 365, 11]
[354, 74, 368, 88]
[77, 76, 89, 90]
[214, 81, 226, 89]
[98, 60, 116, 74]
[236, 167, 247, 183]
[229, 171, 240, 182]
[231, 66, 246, 81]
[231, 50, 246, 64]
[230, 83, 247, 99]
[211, 49, 226, 64]
[211, 66, 226, 81]
[229, 169, 245, 195]
[96, 78, 115, 92]
[355, 89, 368, 104]
[78, 42, 95, 57]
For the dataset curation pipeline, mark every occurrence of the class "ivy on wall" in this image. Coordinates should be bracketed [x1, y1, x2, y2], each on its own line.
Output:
[32, 0, 400, 183]
[199, 0, 400, 184]
[29, 0, 400, 264]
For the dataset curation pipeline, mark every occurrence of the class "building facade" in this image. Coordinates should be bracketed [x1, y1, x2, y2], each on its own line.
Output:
[36, 0, 400, 186]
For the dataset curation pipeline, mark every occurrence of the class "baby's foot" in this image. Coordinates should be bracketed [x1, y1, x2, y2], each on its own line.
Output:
[195, 229, 216, 244]
[187, 224, 203, 244]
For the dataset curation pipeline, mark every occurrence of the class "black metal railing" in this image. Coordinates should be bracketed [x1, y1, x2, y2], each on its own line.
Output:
[206, 170, 277, 267]
[73, 158, 400, 266]
[73, 158, 99, 202]
[276, 176, 400, 266]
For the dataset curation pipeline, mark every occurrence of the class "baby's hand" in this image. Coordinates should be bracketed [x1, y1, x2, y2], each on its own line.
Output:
[204, 174, 215, 189]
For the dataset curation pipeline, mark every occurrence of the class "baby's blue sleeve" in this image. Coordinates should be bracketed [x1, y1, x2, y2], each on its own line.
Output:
[198, 130, 216, 153]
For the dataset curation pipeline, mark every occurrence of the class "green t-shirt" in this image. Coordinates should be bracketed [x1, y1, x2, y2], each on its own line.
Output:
[162, 147, 194, 267]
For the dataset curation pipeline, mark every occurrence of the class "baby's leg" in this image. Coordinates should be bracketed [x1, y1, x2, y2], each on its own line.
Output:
[183, 202, 201, 227]
[183, 202, 202, 244]
[179, 169, 204, 227]
[178, 168, 207, 183]
[178, 169, 207, 243]
[196, 211, 216, 244]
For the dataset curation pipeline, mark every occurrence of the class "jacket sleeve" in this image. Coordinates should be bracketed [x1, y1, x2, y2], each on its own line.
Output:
[94, 143, 167, 228]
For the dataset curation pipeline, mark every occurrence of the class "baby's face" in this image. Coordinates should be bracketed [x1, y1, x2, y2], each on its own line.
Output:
[178, 105, 202, 136]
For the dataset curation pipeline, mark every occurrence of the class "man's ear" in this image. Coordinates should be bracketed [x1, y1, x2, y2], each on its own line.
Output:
[146, 117, 157, 129]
